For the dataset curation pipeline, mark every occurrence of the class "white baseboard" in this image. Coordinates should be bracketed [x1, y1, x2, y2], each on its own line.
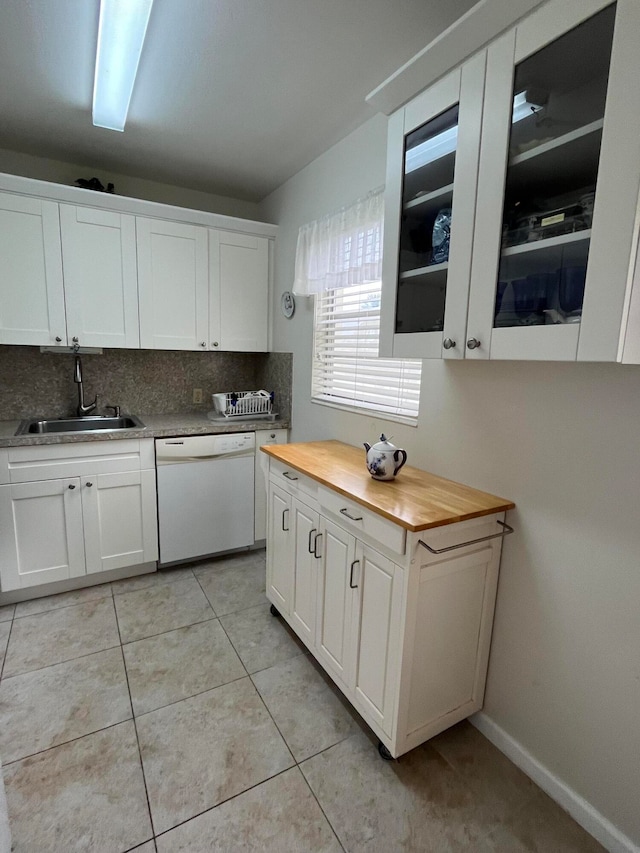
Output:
[471, 712, 639, 853]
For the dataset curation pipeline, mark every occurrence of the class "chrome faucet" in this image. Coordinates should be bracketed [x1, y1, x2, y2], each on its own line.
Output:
[73, 356, 97, 417]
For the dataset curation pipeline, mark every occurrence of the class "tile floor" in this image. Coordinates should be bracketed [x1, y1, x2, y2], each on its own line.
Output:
[0, 550, 605, 852]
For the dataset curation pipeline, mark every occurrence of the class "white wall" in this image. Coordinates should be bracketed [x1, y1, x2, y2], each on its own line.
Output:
[260, 113, 640, 849]
[0, 147, 264, 221]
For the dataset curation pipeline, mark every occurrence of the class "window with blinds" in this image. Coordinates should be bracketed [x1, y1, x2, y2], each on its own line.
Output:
[312, 280, 422, 421]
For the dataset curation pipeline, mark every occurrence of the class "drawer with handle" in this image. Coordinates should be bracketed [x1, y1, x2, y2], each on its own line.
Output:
[268, 457, 318, 502]
[318, 485, 406, 556]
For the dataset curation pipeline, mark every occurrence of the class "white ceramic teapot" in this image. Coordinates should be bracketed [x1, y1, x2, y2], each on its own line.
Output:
[363, 434, 408, 481]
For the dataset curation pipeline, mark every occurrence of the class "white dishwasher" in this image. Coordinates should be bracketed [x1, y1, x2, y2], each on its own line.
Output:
[156, 433, 255, 565]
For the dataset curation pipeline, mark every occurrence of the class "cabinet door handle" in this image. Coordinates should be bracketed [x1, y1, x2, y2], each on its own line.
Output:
[443, 337, 456, 349]
[200, 341, 207, 348]
[55, 336, 62, 343]
[349, 559, 359, 589]
[282, 508, 289, 531]
[313, 532, 322, 559]
[67, 484, 76, 490]
[340, 507, 363, 522]
[466, 337, 481, 350]
[308, 528, 317, 554]
[283, 471, 298, 481]
[85, 482, 93, 487]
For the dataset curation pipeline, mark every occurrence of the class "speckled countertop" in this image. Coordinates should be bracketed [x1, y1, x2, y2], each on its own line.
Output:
[0, 414, 290, 448]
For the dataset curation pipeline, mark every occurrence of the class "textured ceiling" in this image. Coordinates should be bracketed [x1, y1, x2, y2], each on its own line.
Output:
[0, 0, 478, 201]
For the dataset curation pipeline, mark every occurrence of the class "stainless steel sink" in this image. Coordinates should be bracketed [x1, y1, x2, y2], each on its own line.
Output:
[15, 415, 146, 436]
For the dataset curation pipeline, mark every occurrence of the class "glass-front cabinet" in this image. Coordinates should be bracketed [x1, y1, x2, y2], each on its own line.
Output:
[380, 53, 485, 359]
[381, 0, 640, 362]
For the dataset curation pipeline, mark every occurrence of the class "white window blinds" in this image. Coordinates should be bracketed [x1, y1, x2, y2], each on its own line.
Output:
[312, 280, 422, 421]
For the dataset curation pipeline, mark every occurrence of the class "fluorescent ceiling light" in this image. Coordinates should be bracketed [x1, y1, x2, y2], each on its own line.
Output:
[405, 91, 545, 173]
[92, 0, 154, 132]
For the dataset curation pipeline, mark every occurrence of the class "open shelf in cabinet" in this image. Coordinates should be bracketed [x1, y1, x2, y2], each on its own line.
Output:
[499, 230, 590, 280]
[404, 183, 454, 212]
[400, 261, 449, 280]
[506, 119, 603, 198]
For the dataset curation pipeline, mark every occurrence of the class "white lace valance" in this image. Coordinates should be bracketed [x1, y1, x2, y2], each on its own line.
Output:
[293, 188, 384, 295]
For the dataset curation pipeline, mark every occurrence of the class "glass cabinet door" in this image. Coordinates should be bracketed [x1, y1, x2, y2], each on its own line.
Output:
[495, 6, 614, 334]
[467, 0, 640, 361]
[396, 104, 458, 337]
[380, 55, 485, 360]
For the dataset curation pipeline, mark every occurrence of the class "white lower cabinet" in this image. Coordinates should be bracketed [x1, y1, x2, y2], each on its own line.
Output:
[266, 482, 294, 615]
[0, 440, 158, 593]
[0, 477, 85, 589]
[315, 516, 355, 689]
[82, 469, 158, 575]
[349, 543, 403, 737]
[266, 457, 507, 758]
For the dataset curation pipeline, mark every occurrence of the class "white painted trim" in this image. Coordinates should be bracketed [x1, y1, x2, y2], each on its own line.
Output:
[471, 712, 639, 853]
[0, 172, 277, 238]
[366, 0, 546, 116]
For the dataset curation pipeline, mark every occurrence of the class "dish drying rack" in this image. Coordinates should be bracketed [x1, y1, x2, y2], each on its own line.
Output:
[208, 390, 275, 420]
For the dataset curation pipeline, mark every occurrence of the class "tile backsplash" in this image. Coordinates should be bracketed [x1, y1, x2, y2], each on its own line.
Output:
[0, 346, 292, 421]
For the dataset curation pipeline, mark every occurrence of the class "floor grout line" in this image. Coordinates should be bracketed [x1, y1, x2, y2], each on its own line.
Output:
[151, 765, 297, 844]
[112, 571, 196, 599]
[119, 613, 218, 646]
[132, 673, 250, 720]
[112, 592, 157, 841]
[0, 715, 134, 768]
[10, 587, 114, 620]
[0, 612, 16, 681]
[1, 639, 123, 681]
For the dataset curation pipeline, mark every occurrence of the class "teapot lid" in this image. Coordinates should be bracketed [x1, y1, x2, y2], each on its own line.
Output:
[371, 433, 396, 451]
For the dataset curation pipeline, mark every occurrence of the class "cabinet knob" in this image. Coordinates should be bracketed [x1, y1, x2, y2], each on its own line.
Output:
[211, 342, 219, 347]
[86, 482, 93, 488]
[72, 336, 79, 343]
[466, 337, 481, 350]
[443, 337, 456, 350]
[68, 484, 76, 490]
[270, 433, 276, 439]
[200, 341, 207, 348]
[55, 336, 62, 343]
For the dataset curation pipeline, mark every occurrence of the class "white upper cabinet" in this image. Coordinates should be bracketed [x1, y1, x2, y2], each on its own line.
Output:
[0, 193, 66, 346]
[380, 54, 485, 360]
[381, 0, 640, 362]
[209, 231, 269, 351]
[137, 220, 271, 352]
[0, 175, 275, 353]
[60, 205, 139, 348]
[137, 217, 209, 350]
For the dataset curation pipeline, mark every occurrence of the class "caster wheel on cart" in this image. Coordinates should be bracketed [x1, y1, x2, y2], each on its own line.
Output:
[378, 741, 394, 761]
[270, 604, 281, 618]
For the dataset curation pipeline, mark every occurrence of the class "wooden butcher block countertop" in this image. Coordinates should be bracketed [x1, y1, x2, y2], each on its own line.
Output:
[262, 440, 514, 532]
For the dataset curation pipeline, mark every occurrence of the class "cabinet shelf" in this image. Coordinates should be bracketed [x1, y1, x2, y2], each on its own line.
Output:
[404, 183, 454, 212]
[510, 119, 604, 167]
[400, 262, 448, 280]
[502, 228, 591, 258]
[506, 120, 603, 198]
[499, 230, 590, 281]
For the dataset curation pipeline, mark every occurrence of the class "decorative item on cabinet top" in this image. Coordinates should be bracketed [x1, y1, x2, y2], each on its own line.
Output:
[363, 434, 408, 481]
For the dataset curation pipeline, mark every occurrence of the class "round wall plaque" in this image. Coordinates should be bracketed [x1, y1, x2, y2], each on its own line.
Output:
[281, 290, 295, 318]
